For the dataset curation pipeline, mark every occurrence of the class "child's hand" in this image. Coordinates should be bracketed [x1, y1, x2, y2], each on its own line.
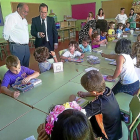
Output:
[22, 77, 31, 84]
[101, 53, 105, 57]
[67, 57, 71, 61]
[12, 91, 20, 98]
[77, 91, 87, 98]
[37, 123, 45, 134]
[107, 75, 113, 80]
[37, 129, 50, 140]
[50, 51, 56, 57]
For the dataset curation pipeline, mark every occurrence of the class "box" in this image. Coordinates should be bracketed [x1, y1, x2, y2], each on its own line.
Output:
[53, 62, 63, 73]
[60, 21, 68, 28]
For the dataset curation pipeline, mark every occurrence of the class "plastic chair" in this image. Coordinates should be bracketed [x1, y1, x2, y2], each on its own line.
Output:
[115, 88, 140, 115]
[0, 65, 8, 81]
[0, 43, 8, 60]
[58, 49, 67, 57]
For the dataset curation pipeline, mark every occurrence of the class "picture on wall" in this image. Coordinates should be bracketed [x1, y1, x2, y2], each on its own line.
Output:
[0, 4, 4, 26]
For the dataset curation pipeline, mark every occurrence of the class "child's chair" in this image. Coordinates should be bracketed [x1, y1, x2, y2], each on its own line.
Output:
[0, 44, 8, 60]
[0, 65, 8, 82]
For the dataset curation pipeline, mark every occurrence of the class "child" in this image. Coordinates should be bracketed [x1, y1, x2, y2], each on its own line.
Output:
[107, 21, 117, 42]
[100, 30, 107, 41]
[34, 47, 58, 73]
[79, 36, 91, 53]
[1, 55, 40, 98]
[86, 12, 94, 23]
[124, 22, 130, 33]
[92, 33, 107, 49]
[116, 23, 123, 38]
[131, 34, 140, 68]
[61, 41, 84, 61]
[37, 103, 95, 140]
[69, 70, 122, 140]
[101, 39, 139, 95]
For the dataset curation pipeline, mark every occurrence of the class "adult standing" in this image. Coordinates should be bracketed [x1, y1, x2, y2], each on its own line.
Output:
[115, 8, 128, 25]
[128, 8, 140, 29]
[31, 3, 58, 54]
[96, 8, 105, 20]
[79, 20, 96, 44]
[3, 3, 30, 67]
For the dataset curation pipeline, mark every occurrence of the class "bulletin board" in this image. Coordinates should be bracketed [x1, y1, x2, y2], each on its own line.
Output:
[0, 4, 4, 26]
[71, 3, 96, 20]
[11, 2, 40, 24]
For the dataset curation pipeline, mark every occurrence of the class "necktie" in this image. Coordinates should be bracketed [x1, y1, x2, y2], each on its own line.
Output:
[42, 19, 46, 36]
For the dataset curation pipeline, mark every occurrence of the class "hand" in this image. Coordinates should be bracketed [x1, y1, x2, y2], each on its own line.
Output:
[37, 123, 45, 134]
[101, 53, 105, 57]
[22, 77, 31, 84]
[107, 75, 113, 80]
[12, 91, 20, 98]
[37, 129, 50, 140]
[39, 32, 45, 38]
[77, 91, 87, 98]
[67, 57, 71, 61]
[54, 44, 58, 50]
[50, 51, 56, 57]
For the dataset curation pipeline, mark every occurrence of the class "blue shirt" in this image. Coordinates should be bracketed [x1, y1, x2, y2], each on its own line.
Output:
[79, 44, 91, 53]
[100, 35, 106, 41]
[124, 28, 130, 32]
[116, 29, 123, 34]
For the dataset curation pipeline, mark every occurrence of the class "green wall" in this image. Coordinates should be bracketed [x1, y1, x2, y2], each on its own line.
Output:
[0, 0, 71, 38]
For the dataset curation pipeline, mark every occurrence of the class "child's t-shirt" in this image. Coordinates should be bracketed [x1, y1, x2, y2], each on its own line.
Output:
[84, 87, 122, 140]
[79, 44, 91, 53]
[62, 51, 82, 58]
[116, 29, 123, 34]
[100, 35, 106, 41]
[124, 28, 130, 32]
[38, 60, 52, 73]
[108, 29, 115, 42]
[1, 66, 35, 87]
[92, 40, 100, 49]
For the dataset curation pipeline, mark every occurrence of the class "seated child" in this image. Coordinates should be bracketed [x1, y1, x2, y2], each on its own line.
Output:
[116, 23, 123, 38]
[101, 39, 139, 95]
[37, 103, 95, 140]
[131, 34, 140, 68]
[100, 30, 107, 41]
[107, 21, 117, 42]
[92, 33, 107, 49]
[124, 22, 130, 33]
[69, 70, 122, 140]
[1, 55, 40, 98]
[61, 40, 84, 61]
[34, 47, 58, 73]
[79, 36, 91, 53]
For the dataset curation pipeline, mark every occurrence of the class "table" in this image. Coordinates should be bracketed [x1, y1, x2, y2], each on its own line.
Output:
[16, 63, 88, 106]
[0, 109, 46, 140]
[0, 94, 31, 131]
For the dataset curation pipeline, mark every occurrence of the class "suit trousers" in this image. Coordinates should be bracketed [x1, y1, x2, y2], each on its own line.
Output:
[9, 44, 30, 67]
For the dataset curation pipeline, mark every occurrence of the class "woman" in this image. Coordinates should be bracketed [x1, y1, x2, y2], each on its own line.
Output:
[115, 8, 128, 24]
[79, 20, 96, 44]
[96, 8, 105, 20]
[86, 12, 94, 23]
[128, 8, 140, 29]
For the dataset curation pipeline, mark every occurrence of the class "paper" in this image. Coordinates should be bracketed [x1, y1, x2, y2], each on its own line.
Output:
[87, 55, 98, 60]
[103, 75, 115, 82]
[53, 62, 63, 73]
[75, 96, 89, 108]
[109, 61, 116, 66]
[100, 44, 106, 47]
[24, 135, 36, 140]
[92, 49, 102, 53]
[105, 58, 115, 61]
[85, 67, 99, 72]
[123, 35, 127, 38]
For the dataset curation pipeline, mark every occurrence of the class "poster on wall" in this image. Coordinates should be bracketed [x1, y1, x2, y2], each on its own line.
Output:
[0, 4, 4, 26]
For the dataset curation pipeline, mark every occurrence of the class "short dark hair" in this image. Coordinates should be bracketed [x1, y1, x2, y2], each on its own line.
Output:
[34, 47, 49, 63]
[81, 70, 106, 93]
[6, 55, 20, 68]
[17, 3, 25, 9]
[115, 39, 131, 54]
[49, 109, 95, 140]
[69, 40, 79, 49]
[82, 36, 90, 43]
[126, 22, 130, 25]
[120, 8, 125, 11]
[109, 21, 115, 27]
[117, 23, 123, 29]
[39, 3, 48, 11]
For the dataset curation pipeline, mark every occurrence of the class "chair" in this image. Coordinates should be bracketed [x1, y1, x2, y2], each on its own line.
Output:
[0, 43, 8, 60]
[115, 88, 140, 115]
[58, 49, 67, 57]
[0, 65, 8, 82]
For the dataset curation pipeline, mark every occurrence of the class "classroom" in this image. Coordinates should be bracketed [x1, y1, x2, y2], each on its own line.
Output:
[0, 0, 140, 140]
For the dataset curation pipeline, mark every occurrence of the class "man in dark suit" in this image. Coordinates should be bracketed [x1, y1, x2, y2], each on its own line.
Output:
[31, 3, 58, 54]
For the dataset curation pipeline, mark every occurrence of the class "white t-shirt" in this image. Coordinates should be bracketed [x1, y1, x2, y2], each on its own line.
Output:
[62, 51, 82, 58]
[3, 11, 29, 44]
[120, 54, 138, 84]
[115, 14, 128, 24]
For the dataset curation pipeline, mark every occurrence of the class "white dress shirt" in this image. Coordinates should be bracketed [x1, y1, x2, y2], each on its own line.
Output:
[3, 11, 29, 44]
[38, 17, 49, 41]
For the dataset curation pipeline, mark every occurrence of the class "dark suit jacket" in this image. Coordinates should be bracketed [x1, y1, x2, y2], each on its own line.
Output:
[31, 16, 58, 50]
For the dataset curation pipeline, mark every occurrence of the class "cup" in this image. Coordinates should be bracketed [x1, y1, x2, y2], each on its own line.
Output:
[130, 30, 134, 35]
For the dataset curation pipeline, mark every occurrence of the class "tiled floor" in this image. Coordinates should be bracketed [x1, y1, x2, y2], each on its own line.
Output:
[0, 32, 140, 139]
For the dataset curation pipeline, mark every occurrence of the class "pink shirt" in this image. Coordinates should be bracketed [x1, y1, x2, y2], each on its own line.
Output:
[92, 40, 100, 49]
